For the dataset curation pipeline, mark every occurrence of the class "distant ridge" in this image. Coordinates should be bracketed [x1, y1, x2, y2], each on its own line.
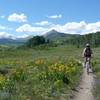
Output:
[0, 38, 26, 45]
[0, 29, 79, 45]
[43, 29, 79, 41]
[43, 29, 72, 40]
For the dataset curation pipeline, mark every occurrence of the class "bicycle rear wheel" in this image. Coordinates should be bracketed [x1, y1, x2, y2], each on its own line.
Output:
[86, 62, 90, 74]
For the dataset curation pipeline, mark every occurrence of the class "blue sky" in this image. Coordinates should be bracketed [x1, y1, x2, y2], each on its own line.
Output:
[0, 0, 100, 38]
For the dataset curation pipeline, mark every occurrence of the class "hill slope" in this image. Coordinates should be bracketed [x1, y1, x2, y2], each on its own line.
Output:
[0, 38, 26, 46]
[43, 29, 79, 41]
[44, 29, 69, 40]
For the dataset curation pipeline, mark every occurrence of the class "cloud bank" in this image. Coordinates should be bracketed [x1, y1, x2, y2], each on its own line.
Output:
[47, 14, 62, 19]
[1, 21, 100, 39]
[35, 21, 52, 26]
[8, 13, 27, 22]
[16, 24, 48, 35]
[16, 21, 100, 36]
[0, 32, 14, 39]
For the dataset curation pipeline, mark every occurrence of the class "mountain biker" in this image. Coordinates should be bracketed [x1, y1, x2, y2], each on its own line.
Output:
[82, 43, 93, 68]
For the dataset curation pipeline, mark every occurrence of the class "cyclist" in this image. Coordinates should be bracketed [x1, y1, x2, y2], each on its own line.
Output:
[82, 43, 93, 68]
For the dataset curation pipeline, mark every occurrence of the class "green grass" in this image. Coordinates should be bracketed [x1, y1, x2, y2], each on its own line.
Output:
[0, 45, 85, 100]
[91, 47, 100, 100]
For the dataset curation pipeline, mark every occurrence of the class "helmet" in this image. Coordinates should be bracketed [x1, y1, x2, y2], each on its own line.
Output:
[86, 43, 90, 47]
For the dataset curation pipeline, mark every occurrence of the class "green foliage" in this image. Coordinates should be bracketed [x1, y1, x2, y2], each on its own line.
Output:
[17, 31, 100, 49]
[45, 31, 100, 47]
[65, 31, 100, 47]
[91, 47, 100, 100]
[26, 36, 46, 48]
[0, 45, 83, 100]
[93, 61, 100, 100]
[0, 58, 82, 100]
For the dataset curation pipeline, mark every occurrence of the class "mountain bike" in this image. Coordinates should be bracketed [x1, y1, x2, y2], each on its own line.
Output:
[85, 57, 91, 74]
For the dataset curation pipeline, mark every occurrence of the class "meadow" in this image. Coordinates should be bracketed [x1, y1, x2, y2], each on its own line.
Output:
[92, 47, 100, 100]
[0, 45, 99, 100]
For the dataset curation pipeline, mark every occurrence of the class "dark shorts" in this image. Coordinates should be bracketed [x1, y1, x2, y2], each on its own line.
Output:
[84, 54, 91, 57]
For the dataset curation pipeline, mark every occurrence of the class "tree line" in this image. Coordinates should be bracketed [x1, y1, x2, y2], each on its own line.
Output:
[67, 31, 100, 47]
[24, 31, 100, 48]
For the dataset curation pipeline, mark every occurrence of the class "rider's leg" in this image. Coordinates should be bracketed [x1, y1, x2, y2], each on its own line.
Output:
[88, 57, 91, 68]
[84, 57, 87, 67]
[86, 57, 90, 74]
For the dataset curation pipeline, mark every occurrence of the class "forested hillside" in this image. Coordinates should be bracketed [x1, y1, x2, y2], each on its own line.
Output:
[66, 31, 100, 47]
[24, 31, 100, 48]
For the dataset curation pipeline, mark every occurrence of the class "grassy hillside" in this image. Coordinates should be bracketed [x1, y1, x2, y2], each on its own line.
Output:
[0, 45, 99, 100]
[92, 47, 100, 100]
[0, 45, 83, 100]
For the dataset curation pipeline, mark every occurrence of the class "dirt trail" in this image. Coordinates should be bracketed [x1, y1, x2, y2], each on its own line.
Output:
[72, 66, 95, 100]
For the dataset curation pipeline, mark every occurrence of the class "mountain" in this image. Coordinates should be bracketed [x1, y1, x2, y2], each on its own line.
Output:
[43, 29, 79, 41]
[0, 29, 80, 46]
[0, 38, 26, 46]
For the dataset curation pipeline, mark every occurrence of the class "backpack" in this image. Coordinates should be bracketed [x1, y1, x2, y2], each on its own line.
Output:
[84, 47, 92, 57]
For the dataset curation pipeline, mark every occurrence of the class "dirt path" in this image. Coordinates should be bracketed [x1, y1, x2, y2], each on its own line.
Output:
[72, 66, 95, 100]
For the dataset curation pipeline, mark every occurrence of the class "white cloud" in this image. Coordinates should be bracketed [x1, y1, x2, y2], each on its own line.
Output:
[16, 34, 29, 38]
[86, 22, 100, 33]
[47, 14, 62, 19]
[8, 13, 27, 22]
[0, 31, 27, 39]
[43, 21, 87, 34]
[0, 25, 6, 30]
[35, 21, 52, 26]
[15, 21, 100, 37]
[1, 21, 100, 39]
[0, 25, 12, 31]
[0, 31, 14, 39]
[16, 24, 48, 35]
[0, 31, 29, 39]
[48, 21, 100, 34]
[0, 15, 5, 19]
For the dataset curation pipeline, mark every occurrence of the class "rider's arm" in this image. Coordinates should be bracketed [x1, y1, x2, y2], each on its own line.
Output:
[91, 49, 93, 57]
[82, 48, 86, 57]
[91, 49, 93, 54]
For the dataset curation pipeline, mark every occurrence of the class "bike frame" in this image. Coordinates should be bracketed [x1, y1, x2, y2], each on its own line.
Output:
[86, 57, 91, 74]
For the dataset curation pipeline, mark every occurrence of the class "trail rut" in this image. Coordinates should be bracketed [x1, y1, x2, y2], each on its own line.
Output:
[72, 67, 95, 100]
